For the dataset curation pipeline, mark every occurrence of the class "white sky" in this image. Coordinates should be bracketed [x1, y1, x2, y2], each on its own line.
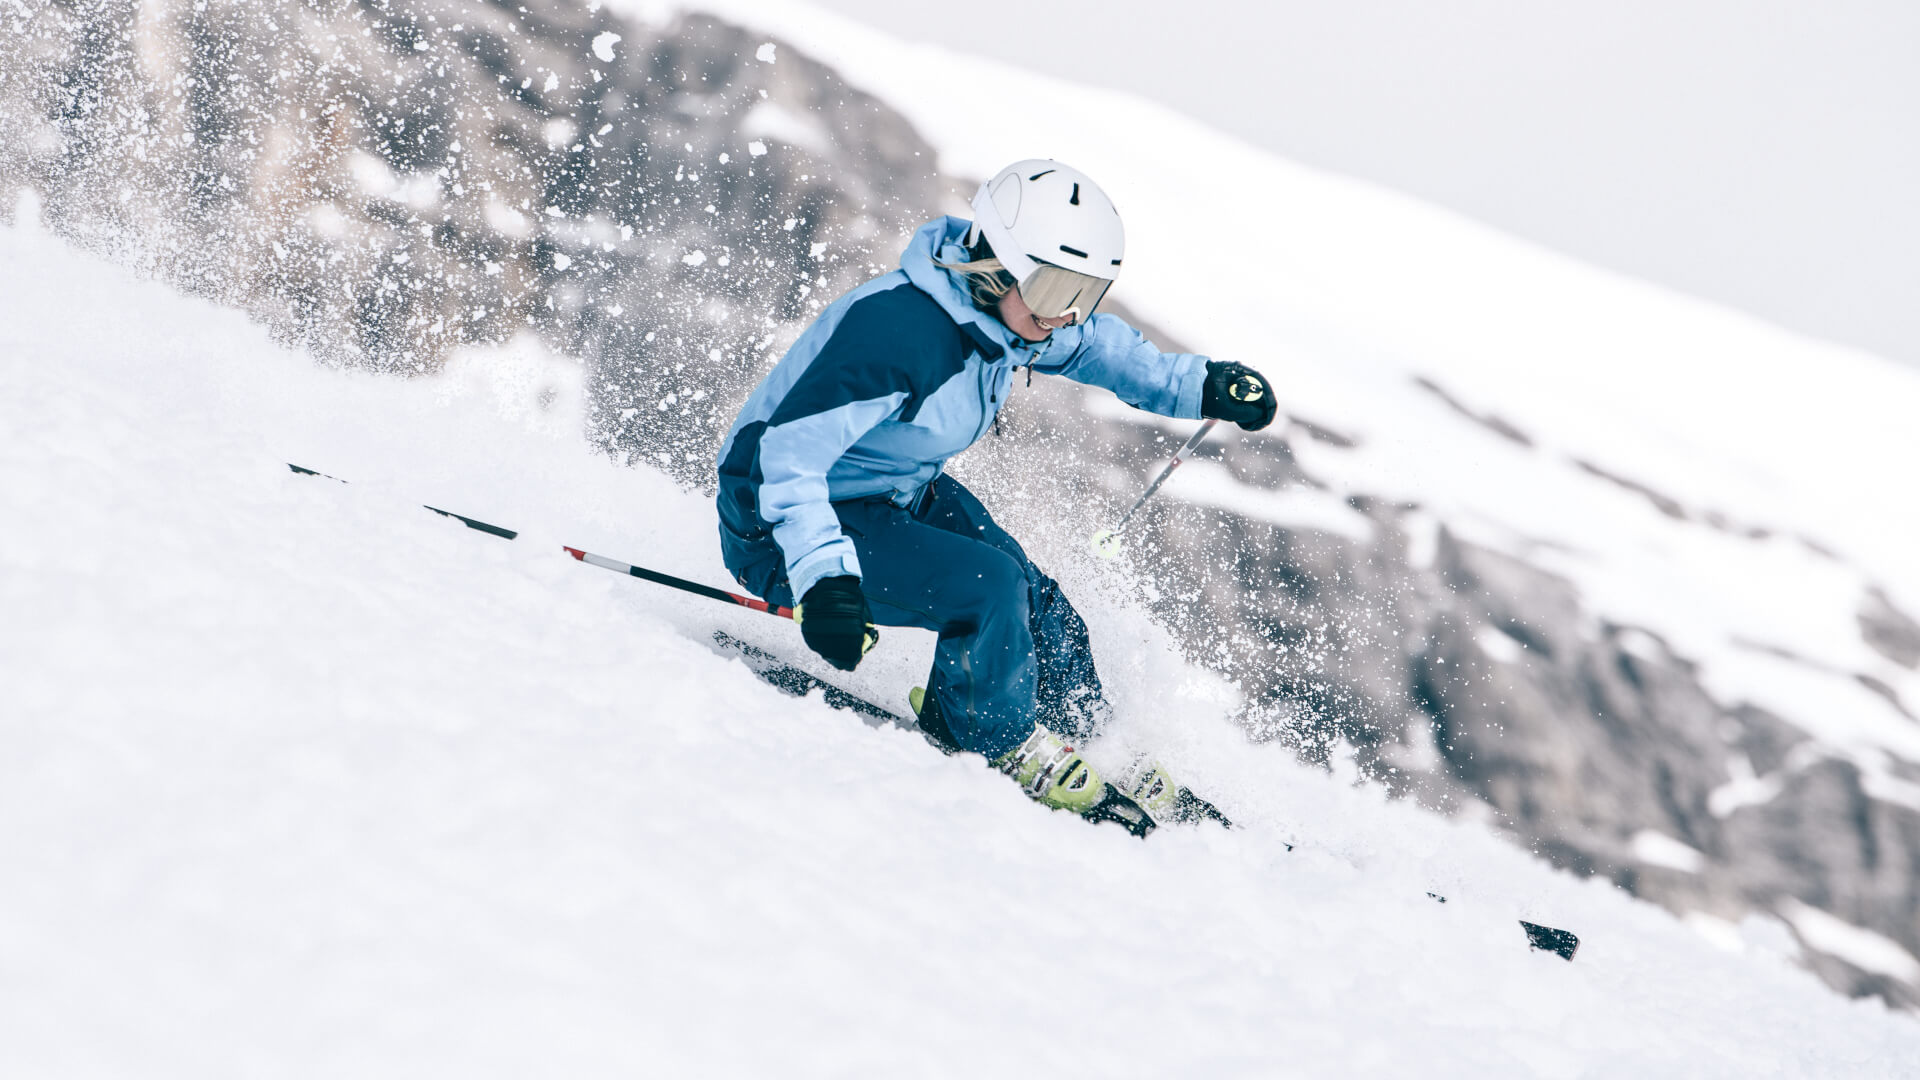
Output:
[808, 0, 1920, 369]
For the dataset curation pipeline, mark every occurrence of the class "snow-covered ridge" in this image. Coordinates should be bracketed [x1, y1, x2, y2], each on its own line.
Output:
[7, 0, 1920, 1065]
[6, 197, 1920, 1075]
[14, 131, 1920, 1071]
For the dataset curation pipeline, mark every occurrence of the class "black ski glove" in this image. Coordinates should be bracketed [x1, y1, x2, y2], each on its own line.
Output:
[1201, 361, 1278, 432]
[796, 575, 878, 672]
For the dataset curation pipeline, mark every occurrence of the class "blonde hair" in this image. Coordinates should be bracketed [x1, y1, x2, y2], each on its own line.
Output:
[934, 253, 1017, 309]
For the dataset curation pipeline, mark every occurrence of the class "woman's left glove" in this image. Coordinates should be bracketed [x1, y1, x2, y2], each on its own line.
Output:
[1201, 361, 1278, 431]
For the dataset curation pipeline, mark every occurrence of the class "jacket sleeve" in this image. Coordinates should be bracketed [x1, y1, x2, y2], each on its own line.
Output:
[758, 392, 905, 600]
[753, 284, 966, 601]
[1032, 313, 1209, 419]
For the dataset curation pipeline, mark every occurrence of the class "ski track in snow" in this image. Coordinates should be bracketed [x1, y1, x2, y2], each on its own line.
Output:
[5, 203, 1920, 1073]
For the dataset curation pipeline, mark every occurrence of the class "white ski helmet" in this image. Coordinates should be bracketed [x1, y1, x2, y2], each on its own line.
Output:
[965, 159, 1123, 323]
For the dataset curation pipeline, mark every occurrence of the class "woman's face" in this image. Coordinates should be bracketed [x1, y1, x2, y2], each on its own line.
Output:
[995, 285, 1073, 343]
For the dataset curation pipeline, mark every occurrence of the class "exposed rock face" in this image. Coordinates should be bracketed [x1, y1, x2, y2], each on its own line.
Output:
[1861, 588, 1920, 671]
[4, 0, 1914, 1008]
[0, 0, 937, 482]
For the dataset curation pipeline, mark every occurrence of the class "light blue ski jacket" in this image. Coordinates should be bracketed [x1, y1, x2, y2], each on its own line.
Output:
[716, 216, 1210, 601]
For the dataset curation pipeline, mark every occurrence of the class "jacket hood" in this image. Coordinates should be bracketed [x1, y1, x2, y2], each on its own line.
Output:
[898, 216, 1075, 364]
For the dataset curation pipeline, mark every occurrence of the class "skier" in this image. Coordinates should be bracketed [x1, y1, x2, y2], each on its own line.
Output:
[715, 160, 1275, 823]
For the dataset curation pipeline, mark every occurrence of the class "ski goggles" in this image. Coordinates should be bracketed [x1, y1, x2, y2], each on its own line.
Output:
[1015, 259, 1113, 324]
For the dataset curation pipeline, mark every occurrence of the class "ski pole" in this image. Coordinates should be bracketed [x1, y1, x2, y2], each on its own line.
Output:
[1090, 419, 1218, 559]
[1089, 372, 1273, 559]
[289, 464, 523, 539]
[289, 463, 794, 619]
[562, 546, 793, 619]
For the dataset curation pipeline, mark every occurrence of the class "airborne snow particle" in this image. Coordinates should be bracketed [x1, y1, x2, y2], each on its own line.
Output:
[542, 72, 559, 92]
[755, 43, 777, 63]
[552, 253, 572, 270]
[748, 141, 768, 158]
[592, 32, 622, 62]
[682, 251, 707, 266]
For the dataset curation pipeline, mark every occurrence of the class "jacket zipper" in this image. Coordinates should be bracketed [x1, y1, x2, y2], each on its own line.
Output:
[989, 361, 1012, 437]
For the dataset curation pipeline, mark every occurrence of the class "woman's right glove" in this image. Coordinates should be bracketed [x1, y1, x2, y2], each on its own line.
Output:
[1201, 361, 1278, 431]
[796, 575, 878, 671]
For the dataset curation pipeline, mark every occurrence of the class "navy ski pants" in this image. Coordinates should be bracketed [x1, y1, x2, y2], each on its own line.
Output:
[723, 475, 1109, 760]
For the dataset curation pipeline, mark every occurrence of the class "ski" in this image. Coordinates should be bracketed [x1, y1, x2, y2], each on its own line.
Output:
[1521, 920, 1581, 961]
[711, 630, 908, 727]
[1416, 897, 1579, 961]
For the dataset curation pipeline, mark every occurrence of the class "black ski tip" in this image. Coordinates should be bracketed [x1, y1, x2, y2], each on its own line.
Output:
[424, 504, 518, 540]
[287, 462, 342, 481]
[1521, 920, 1580, 960]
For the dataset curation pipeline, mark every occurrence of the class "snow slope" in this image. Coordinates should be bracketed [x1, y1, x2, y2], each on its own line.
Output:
[656, 0, 1920, 822]
[6, 195, 1919, 1076]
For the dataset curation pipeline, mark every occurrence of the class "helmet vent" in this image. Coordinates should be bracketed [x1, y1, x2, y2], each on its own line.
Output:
[1058, 244, 1089, 258]
[1028, 169, 1055, 181]
[1070, 183, 1081, 206]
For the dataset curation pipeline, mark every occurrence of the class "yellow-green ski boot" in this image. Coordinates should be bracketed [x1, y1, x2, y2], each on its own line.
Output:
[910, 693, 1156, 836]
[1112, 754, 1233, 828]
[908, 686, 962, 752]
[1114, 757, 1182, 822]
[992, 726, 1106, 814]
